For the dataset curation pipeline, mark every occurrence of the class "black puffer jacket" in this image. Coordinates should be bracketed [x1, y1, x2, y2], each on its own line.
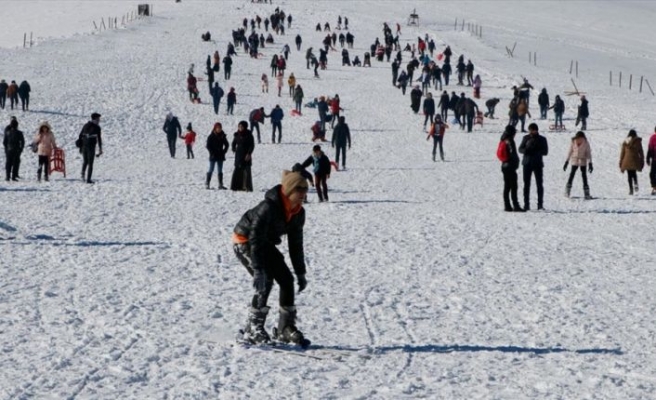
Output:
[234, 185, 306, 275]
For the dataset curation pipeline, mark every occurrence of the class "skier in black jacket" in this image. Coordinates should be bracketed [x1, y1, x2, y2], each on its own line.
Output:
[232, 170, 310, 346]
[518, 123, 549, 210]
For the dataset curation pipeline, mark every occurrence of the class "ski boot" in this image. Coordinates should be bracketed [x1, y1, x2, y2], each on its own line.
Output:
[242, 306, 271, 344]
[273, 306, 310, 348]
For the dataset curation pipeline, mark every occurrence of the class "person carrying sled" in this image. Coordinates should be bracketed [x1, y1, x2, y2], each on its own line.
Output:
[232, 170, 310, 346]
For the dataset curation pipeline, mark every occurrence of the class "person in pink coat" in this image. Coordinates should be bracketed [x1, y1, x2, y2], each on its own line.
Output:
[563, 131, 592, 199]
[31, 121, 57, 182]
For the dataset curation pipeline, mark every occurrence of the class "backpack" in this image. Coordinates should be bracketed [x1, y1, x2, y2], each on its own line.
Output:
[496, 141, 509, 162]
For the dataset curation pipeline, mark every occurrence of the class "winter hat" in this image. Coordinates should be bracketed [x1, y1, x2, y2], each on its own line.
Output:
[281, 170, 308, 197]
[312, 144, 321, 152]
[91, 113, 101, 121]
[187, 122, 193, 130]
[574, 131, 586, 140]
[38, 120, 52, 131]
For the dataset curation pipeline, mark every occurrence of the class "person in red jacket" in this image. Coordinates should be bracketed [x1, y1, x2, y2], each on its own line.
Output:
[181, 123, 197, 159]
[329, 94, 342, 128]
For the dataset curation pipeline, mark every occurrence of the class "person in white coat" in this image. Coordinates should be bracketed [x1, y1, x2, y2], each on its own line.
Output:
[31, 121, 57, 182]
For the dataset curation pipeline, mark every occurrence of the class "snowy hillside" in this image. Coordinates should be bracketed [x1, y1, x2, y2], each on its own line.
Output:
[1, 1, 656, 399]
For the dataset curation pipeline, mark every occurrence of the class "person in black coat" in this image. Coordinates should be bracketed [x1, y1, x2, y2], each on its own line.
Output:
[576, 95, 589, 130]
[17, 81, 30, 111]
[206, 122, 230, 189]
[301, 144, 331, 202]
[230, 120, 255, 191]
[497, 125, 524, 212]
[331, 116, 351, 169]
[518, 123, 549, 210]
[410, 85, 423, 114]
[537, 88, 549, 120]
[232, 170, 309, 345]
[484, 98, 500, 119]
[0, 79, 9, 110]
[422, 92, 436, 129]
[551, 95, 565, 129]
[78, 113, 103, 184]
[295, 34, 302, 51]
[223, 55, 233, 80]
[438, 90, 450, 120]
[3, 117, 24, 181]
[162, 112, 182, 158]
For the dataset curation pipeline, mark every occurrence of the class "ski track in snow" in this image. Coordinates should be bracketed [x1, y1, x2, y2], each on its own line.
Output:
[1, 0, 656, 398]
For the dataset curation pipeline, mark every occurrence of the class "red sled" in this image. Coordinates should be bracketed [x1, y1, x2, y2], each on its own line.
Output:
[437, 53, 444, 61]
[330, 161, 339, 171]
[474, 111, 484, 126]
[290, 109, 302, 116]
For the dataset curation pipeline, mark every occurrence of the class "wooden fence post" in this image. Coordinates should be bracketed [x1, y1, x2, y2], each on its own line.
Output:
[461, 20, 464, 31]
[640, 76, 644, 93]
[610, 71, 612, 86]
[454, 18, 457, 30]
[575, 61, 578, 78]
[645, 79, 655, 96]
[30, 32, 33, 47]
[569, 60, 573, 74]
[619, 71, 622, 88]
[534, 52, 536, 66]
[629, 74, 633, 90]
[23, 33, 26, 48]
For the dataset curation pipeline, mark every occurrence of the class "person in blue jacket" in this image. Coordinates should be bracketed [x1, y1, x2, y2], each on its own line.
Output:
[269, 104, 284, 143]
[210, 83, 224, 115]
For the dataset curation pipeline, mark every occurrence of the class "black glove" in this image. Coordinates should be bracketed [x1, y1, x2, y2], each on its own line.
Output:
[297, 274, 307, 293]
[253, 269, 267, 293]
[563, 161, 568, 171]
[588, 162, 593, 173]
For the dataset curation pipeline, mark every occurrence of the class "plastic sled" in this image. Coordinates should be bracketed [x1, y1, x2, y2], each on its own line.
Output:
[330, 161, 339, 171]
[549, 125, 567, 131]
[291, 109, 302, 116]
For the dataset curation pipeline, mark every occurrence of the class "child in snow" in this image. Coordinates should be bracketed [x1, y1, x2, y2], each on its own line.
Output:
[181, 123, 197, 159]
[261, 74, 269, 93]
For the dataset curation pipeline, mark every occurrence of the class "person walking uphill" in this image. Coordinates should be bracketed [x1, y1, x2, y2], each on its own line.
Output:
[619, 129, 644, 195]
[232, 170, 310, 347]
[206, 122, 230, 189]
[78, 113, 103, 184]
[163, 112, 182, 158]
[496, 125, 524, 212]
[563, 131, 593, 199]
[331, 116, 351, 170]
[518, 123, 548, 210]
[3, 117, 24, 181]
[231, 120, 255, 192]
[31, 121, 57, 182]
[269, 104, 284, 143]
